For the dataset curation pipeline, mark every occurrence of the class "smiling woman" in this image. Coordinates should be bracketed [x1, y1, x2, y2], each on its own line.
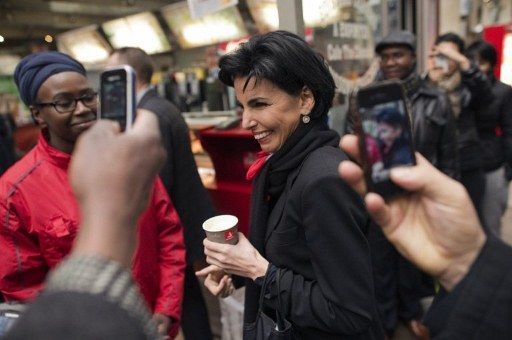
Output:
[1, 51, 187, 339]
[31, 72, 98, 154]
[197, 31, 383, 339]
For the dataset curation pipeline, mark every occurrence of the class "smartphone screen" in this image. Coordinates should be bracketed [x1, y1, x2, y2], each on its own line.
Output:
[356, 81, 416, 197]
[99, 66, 135, 131]
[434, 55, 449, 73]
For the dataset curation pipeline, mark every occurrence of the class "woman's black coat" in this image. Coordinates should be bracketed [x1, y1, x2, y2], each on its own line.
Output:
[245, 145, 383, 339]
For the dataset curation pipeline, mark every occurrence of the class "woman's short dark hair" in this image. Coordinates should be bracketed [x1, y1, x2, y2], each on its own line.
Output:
[376, 107, 404, 127]
[466, 40, 498, 68]
[218, 30, 335, 118]
[435, 33, 465, 52]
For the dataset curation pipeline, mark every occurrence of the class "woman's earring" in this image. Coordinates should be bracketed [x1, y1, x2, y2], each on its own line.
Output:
[302, 113, 310, 124]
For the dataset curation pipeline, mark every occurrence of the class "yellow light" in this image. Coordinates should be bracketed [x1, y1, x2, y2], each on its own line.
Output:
[0, 35, 4, 43]
[45, 35, 53, 43]
[69, 42, 110, 63]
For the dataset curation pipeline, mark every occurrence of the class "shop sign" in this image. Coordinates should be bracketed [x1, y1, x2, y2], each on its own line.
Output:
[312, 0, 381, 94]
[187, 0, 238, 19]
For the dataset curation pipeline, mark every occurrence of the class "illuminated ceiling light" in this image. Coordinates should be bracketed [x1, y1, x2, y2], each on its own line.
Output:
[102, 12, 171, 54]
[45, 35, 53, 43]
[0, 35, 4, 43]
[161, 3, 248, 49]
[57, 25, 112, 64]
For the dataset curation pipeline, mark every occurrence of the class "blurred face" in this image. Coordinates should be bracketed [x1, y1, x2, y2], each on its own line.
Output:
[436, 41, 459, 77]
[32, 72, 97, 153]
[379, 46, 416, 80]
[235, 77, 314, 153]
[377, 122, 402, 148]
[473, 56, 492, 75]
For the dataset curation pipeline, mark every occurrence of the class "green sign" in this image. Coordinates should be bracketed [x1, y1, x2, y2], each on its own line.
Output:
[0, 76, 18, 95]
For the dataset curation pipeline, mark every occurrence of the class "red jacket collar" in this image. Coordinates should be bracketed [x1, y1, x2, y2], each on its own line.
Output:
[36, 133, 72, 170]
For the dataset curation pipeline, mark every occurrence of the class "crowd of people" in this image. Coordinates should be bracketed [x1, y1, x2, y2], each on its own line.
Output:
[0, 28, 511, 340]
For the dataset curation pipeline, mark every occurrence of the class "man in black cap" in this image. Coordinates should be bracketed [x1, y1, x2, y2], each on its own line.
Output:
[375, 30, 458, 178]
[370, 30, 458, 337]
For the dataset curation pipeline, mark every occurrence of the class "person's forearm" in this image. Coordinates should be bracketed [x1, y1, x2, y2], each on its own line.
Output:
[72, 209, 136, 268]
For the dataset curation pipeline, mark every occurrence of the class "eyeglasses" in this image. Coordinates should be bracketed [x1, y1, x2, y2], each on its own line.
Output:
[36, 92, 98, 114]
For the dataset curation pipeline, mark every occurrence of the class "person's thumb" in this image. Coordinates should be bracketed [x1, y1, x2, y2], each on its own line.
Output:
[389, 153, 456, 198]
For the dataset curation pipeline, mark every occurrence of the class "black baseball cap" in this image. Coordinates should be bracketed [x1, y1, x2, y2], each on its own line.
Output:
[375, 31, 416, 54]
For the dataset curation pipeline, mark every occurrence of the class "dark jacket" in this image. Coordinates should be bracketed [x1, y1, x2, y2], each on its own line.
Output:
[380, 136, 414, 169]
[412, 79, 459, 178]
[138, 88, 216, 264]
[442, 66, 493, 172]
[424, 236, 512, 339]
[475, 76, 512, 172]
[249, 146, 382, 339]
[0, 114, 16, 176]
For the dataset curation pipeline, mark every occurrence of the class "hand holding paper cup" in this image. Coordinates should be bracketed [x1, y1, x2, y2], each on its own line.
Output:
[202, 215, 239, 245]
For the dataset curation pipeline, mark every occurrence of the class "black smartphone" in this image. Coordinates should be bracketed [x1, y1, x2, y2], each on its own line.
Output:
[353, 80, 416, 198]
[99, 66, 136, 131]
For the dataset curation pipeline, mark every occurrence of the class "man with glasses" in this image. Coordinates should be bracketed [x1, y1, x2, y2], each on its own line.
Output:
[0, 51, 186, 339]
[370, 31, 458, 338]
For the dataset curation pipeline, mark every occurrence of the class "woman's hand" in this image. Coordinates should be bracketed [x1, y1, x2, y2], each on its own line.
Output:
[203, 233, 269, 281]
[195, 265, 235, 298]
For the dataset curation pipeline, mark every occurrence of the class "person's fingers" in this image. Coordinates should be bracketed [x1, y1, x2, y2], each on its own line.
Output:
[130, 109, 160, 137]
[92, 118, 121, 134]
[74, 120, 118, 150]
[389, 153, 459, 198]
[205, 255, 229, 270]
[157, 323, 166, 335]
[204, 274, 228, 295]
[340, 135, 362, 164]
[237, 232, 247, 242]
[338, 160, 367, 196]
[203, 238, 231, 253]
[195, 264, 221, 278]
[220, 277, 234, 298]
[132, 111, 163, 147]
[364, 193, 393, 229]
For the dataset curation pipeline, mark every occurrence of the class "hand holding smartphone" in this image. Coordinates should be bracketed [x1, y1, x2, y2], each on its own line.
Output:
[351, 80, 416, 198]
[99, 66, 136, 131]
[434, 55, 449, 73]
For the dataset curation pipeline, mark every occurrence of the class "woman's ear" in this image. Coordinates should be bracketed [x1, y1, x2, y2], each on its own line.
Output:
[300, 86, 315, 113]
[30, 106, 46, 127]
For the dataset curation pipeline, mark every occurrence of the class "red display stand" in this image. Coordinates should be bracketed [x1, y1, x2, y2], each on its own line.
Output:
[199, 125, 260, 235]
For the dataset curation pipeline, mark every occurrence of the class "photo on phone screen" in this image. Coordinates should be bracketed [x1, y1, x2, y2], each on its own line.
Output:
[355, 81, 416, 197]
[99, 66, 136, 131]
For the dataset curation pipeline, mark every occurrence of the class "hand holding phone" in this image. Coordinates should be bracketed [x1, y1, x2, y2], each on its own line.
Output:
[434, 55, 449, 73]
[99, 66, 136, 131]
[351, 80, 416, 198]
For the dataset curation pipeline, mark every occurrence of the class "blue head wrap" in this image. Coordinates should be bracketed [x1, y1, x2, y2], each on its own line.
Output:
[14, 51, 86, 106]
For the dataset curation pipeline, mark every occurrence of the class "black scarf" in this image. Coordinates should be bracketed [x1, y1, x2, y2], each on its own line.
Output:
[243, 117, 339, 325]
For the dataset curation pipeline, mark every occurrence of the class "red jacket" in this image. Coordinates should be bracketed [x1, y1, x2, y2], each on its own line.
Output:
[0, 135, 186, 337]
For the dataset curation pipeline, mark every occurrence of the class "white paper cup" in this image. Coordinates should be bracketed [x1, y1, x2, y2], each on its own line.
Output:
[203, 215, 239, 245]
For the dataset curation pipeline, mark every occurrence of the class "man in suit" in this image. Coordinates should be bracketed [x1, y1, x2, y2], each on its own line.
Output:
[107, 48, 217, 340]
